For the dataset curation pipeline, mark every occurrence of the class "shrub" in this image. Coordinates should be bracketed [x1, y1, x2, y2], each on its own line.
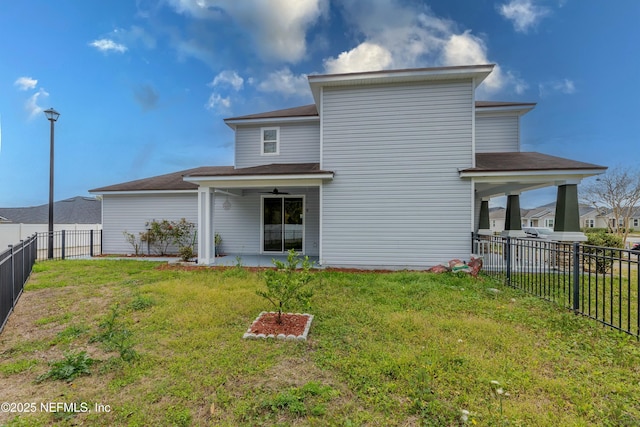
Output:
[256, 250, 314, 324]
[141, 219, 174, 255]
[123, 231, 143, 255]
[141, 218, 197, 259]
[215, 233, 222, 255]
[584, 231, 624, 274]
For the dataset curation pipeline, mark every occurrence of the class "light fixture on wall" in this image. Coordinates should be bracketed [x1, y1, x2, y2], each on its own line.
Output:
[223, 196, 231, 210]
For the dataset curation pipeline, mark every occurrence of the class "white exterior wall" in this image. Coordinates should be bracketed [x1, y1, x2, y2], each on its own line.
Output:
[214, 187, 320, 256]
[102, 193, 198, 254]
[235, 122, 320, 168]
[0, 223, 102, 252]
[475, 113, 519, 153]
[321, 81, 474, 268]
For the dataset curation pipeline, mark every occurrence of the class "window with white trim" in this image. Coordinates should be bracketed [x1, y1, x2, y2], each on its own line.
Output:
[544, 219, 554, 228]
[634, 218, 639, 227]
[261, 127, 279, 155]
[585, 219, 595, 228]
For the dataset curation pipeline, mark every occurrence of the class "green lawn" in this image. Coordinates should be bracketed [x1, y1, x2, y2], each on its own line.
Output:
[0, 260, 639, 426]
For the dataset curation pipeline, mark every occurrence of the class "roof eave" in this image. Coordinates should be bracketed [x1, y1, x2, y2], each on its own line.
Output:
[184, 172, 334, 183]
[475, 105, 536, 115]
[309, 64, 495, 107]
[224, 115, 319, 129]
[459, 168, 607, 180]
[89, 189, 198, 195]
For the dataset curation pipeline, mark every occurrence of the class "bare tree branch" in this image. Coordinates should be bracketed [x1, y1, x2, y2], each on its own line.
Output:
[580, 167, 640, 244]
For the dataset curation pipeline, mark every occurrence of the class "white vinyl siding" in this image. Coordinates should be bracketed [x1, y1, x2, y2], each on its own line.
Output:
[475, 113, 519, 153]
[102, 193, 197, 254]
[235, 122, 320, 168]
[321, 81, 474, 268]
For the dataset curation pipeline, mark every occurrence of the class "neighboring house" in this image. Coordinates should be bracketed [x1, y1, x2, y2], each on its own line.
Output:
[91, 65, 606, 269]
[580, 206, 610, 229]
[489, 207, 505, 234]
[521, 204, 555, 229]
[0, 196, 102, 249]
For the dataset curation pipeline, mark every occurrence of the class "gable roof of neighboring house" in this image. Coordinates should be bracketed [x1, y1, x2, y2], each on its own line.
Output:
[0, 196, 101, 224]
[489, 207, 506, 219]
[522, 206, 554, 219]
[90, 163, 333, 193]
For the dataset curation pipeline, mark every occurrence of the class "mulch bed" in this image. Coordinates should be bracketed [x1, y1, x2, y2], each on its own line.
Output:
[248, 312, 309, 336]
[243, 312, 314, 341]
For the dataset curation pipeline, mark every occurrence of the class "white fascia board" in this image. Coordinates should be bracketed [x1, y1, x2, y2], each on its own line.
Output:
[224, 115, 319, 129]
[184, 174, 333, 189]
[89, 189, 198, 196]
[459, 169, 606, 181]
[309, 64, 494, 105]
[475, 105, 535, 115]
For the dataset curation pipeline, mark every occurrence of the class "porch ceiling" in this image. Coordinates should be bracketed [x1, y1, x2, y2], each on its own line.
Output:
[183, 162, 334, 188]
[461, 152, 607, 198]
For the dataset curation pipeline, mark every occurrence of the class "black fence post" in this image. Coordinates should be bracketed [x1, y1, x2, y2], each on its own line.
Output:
[9, 245, 14, 307]
[505, 237, 511, 285]
[61, 230, 66, 260]
[572, 242, 580, 312]
[90, 230, 94, 257]
[471, 231, 474, 254]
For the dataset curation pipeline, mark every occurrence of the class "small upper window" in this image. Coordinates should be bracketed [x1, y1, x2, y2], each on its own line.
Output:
[261, 127, 279, 155]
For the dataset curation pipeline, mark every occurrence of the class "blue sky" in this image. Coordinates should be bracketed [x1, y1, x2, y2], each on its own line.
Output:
[0, 0, 638, 208]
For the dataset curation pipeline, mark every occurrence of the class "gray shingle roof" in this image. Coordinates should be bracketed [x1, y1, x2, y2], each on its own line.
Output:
[0, 196, 101, 224]
[89, 167, 232, 192]
[90, 163, 332, 193]
[463, 152, 607, 173]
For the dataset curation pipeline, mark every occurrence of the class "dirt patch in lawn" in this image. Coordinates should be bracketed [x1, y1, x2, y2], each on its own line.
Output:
[0, 286, 119, 424]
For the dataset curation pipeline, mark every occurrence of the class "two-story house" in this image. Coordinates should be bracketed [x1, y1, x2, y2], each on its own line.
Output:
[90, 64, 606, 268]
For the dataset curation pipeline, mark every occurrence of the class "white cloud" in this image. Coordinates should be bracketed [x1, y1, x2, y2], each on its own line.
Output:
[324, 42, 393, 74]
[325, 1, 523, 95]
[538, 78, 576, 97]
[205, 92, 231, 111]
[25, 88, 49, 119]
[14, 77, 38, 91]
[256, 68, 309, 97]
[498, 0, 550, 33]
[442, 31, 504, 93]
[167, 0, 326, 63]
[210, 70, 244, 91]
[89, 38, 128, 53]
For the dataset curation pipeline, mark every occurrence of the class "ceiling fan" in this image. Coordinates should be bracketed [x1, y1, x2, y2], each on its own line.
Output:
[261, 188, 289, 195]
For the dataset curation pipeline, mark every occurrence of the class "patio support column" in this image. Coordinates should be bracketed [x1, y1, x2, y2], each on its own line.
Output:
[197, 187, 216, 265]
[501, 193, 526, 238]
[550, 182, 587, 242]
[477, 199, 492, 236]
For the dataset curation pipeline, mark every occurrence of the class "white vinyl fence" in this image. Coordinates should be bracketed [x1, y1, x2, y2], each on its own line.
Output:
[0, 224, 102, 252]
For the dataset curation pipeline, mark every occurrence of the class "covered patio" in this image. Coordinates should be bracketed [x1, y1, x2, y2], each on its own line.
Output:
[183, 163, 333, 266]
[462, 152, 607, 240]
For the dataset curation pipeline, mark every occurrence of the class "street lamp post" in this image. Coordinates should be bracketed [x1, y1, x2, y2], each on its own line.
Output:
[44, 108, 60, 259]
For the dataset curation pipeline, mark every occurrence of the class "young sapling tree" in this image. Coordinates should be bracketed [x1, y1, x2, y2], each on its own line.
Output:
[256, 249, 314, 324]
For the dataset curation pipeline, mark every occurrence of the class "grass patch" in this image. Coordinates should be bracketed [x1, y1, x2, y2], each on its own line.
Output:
[0, 260, 638, 426]
[0, 359, 39, 375]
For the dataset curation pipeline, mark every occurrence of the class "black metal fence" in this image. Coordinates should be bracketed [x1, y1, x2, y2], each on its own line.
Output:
[35, 229, 102, 260]
[472, 233, 640, 338]
[0, 234, 37, 333]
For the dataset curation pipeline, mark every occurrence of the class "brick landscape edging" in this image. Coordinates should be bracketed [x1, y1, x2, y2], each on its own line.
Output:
[242, 312, 314, 341]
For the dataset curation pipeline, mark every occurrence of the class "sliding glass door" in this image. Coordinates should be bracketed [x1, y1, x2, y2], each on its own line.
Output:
[263, 197, 303, 252]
